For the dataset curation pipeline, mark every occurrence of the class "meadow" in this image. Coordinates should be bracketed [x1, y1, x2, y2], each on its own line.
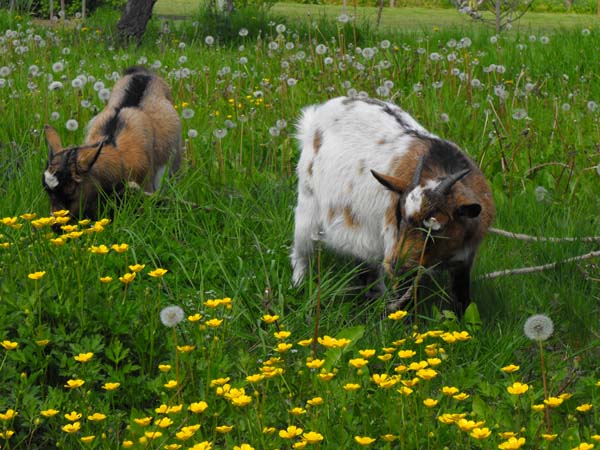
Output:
[0, 5, 600, 449]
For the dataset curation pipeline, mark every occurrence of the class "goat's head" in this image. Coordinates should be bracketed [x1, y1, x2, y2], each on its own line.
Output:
[42, 125, 105, 221]
[372, 156, 483, 268]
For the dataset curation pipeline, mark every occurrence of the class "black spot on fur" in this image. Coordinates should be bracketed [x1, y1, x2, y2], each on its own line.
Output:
[424, 138, 472, 176]
[119, 74, 151, 109]
[101, 72, 151, 145]
[122, 65, 150, 76]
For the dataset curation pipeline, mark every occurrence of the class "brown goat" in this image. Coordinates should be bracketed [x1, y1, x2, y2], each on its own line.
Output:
[43, 66, 182, 221]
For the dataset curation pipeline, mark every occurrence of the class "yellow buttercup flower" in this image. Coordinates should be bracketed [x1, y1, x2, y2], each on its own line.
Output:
[133, 417, 152, 426]
[74, 352, 94, 363]
[507, 382, 529, 395]
[88, 244, 109, 255]
[297, 338, 313, 347]
[158, 364, 172, 372]
[275, 342, 293, 353]
[188, 401, 208, 413]
[87, 412, 107, 421]
[306, 397, 323, 406]
[99, 276, 113, 283]
[388, 310, 408, 320]
[102, 382, 120, 391]
[279, 425, 303, 439]
[441, 386, 459, 396]
[246, 374, 264, 383]
[416, 368, 438, 380]
[119, 272, 136, 284]
[215, 425, 233, 433]
[274, 330, 291, 339]
[128, 263, 145, 272]
[317, 335, 351, 348]
[354, 436, 376, 446]
[1, 340, 18, 350]
[453, 392, 470, 401]
[111, 243, 129, 253]
[289, 407, 306, 415]
[501, 364, 520, 373]
[572, 444, 594, 450]
[28, 271, 46, 280]
[358, 349, 376, 358]
[397, 349, 416, 359]
[41, 409, 59, 417]
[80, 436, 95, 444]
[205, 318, 223, 328]
[318, 372, 335, 381]
[470, 427, 491, 439]
[62, 422, 81, 433]
[164, 379, 178, 389]
[0, 409, 17, 421]
[576, 403, 593, 412]
[188, 313, 202, 322]
[305, 358, 325, 369]
[155, 416, 173, 428]
[542, 434, 558, 441]
[64, 411, 82, 421]
[303, 431, 324, 444]
[343, 383, 361, 391]
[0, 430, 15, 439]
[148, 268, 168, 278]
[261, 314, 279, 323]
[423, 398, 438, 407]
[64, 379, 85, 389]
[349, 358, 369, 369]
[498, 437, 526, 449]
[544, 396, 564, 408]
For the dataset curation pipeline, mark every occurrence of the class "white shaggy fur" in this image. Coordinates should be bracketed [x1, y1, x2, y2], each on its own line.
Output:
[44, 170, 59, 190]
[291, 96, 436, 286]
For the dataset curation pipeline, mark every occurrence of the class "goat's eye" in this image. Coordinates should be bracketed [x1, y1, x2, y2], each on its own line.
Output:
[423, 217, 442, 231]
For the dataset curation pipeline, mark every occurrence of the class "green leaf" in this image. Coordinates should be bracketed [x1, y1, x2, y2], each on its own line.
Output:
[323, 325, 365, 372]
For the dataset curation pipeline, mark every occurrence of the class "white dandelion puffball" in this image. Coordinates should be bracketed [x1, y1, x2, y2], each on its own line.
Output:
[99, 88, 111, 102]
[160, 305, 185, 328]
[213, 128, 227, 139]
[524, 314, 554, 341]
[66, 119, 79, 131]
[205, 35, 215, 46]
[182, 108, 195, 119]
[188, 129, 198, 138]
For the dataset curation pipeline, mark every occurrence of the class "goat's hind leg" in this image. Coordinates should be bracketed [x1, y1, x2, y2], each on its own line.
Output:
[290, 192, 320, 287]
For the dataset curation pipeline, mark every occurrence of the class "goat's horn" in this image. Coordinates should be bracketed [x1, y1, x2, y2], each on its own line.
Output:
[409, 156, 425, 189]
[436, 168, 471, 195]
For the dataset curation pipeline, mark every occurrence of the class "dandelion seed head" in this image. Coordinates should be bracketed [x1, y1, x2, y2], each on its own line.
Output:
[524, 314, 554, 341]
[275, 23, 286, 34]
[205, 35, 215, 46]
[238, 28, 248, 37]
[587, 101, 598, 113]
[66, 119, 79, 131]
[49, 81, 63, 91]
[50, 111, 60, 121]
[71, 78, 83, 89]
[182, 108, 195, 119]
[52, 61, 64, 72]
[188, 129, 198, 138]
[512, 109, 527, 120]
[213, 128, 227, 139]
[534, 186, 549, 202]
[316, 44, 327, 55]
[160, 305, 185, 328]
[98, 88, 110, 102]
[0, 66, 10, 76]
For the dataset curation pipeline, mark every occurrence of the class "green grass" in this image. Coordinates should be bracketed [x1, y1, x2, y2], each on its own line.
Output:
[0, 6, 600, 450]
[155, 0, 600, 32]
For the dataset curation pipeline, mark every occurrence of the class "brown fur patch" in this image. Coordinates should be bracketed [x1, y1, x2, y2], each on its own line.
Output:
[328, 207, 336, 223]
[307, 160, 314, 177]
[313, 129, 323, 154]
[343, 206, 359, 228]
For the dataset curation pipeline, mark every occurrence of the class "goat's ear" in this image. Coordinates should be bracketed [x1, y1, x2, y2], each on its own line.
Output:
[456, 203, 481, 218]
[77, 141, 105, 174]
[44, 124, 62, 159]
[371, 170, 404, 195]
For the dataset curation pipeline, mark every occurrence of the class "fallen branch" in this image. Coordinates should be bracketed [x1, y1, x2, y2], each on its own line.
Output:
[481, 250, 600, 280]
[490, 227, 600, 243]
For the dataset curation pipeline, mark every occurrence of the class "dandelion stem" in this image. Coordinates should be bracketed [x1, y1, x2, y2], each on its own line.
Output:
[312, 240, 322, 358]
[539, 339, 551, 433]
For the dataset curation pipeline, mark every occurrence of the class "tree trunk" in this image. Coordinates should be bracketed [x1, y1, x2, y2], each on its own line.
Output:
[495, 0, 501, 33]
[49, 0, 54, 19]
[117, 0, 157, 43]
[376, 0, 384, 27]
[82, 0, 86, 20]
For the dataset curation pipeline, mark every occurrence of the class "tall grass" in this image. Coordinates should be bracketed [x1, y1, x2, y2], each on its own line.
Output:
[0, 8, 599, 449]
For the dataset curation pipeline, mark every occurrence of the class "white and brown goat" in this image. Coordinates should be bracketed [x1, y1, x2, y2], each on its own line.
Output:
[43, 66, 182, 221]
[291, 96, 495, 314]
